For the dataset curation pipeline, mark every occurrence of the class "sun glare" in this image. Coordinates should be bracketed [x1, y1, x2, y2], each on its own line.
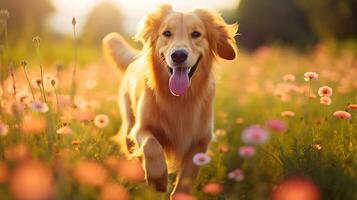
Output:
[50, 0, 240, 35]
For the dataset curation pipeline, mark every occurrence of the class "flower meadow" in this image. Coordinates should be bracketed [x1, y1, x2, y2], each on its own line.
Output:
[1, 15, 357, 200]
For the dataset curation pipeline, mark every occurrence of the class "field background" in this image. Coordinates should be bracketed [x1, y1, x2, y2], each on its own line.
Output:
[0, 0, 357, 200]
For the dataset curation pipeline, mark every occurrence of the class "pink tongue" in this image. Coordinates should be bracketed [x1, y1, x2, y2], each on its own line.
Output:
[169, 67, 190, 96]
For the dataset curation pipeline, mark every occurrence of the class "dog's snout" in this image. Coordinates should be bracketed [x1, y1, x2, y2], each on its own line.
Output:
[171, 49, 188, 64]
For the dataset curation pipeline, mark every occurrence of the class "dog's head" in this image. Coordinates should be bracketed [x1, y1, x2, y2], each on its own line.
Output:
[136, 5, 238, 96]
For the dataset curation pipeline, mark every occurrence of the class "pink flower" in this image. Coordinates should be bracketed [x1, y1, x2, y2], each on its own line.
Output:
[202, 182, 223, 195]
[318, 86, 332, 97]
[238, 146, 256, 158]
[266, 120, 287, 132]
[242, 125, 269, 144]
[333, 111, 351, 119]
[304, 72, 318, 81]
[31, 100, 49, 113]
[228, 169, 244, 181]
[192, 153, 211, 166]
[320, 96, 331, 105]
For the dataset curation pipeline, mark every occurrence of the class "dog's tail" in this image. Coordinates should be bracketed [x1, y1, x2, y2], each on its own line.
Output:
[102, 32, 138, 71]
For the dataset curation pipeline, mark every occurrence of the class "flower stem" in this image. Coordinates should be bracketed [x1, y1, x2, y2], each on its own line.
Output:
[9, 63, 16, 97]
[71, 17, 78, 102]
[53, 85, 60, 114]
[22, 62, 35, 100]
[34, 39, 47, 102]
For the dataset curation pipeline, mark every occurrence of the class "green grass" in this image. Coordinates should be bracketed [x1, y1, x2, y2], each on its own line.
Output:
[0, 43, 356, 200]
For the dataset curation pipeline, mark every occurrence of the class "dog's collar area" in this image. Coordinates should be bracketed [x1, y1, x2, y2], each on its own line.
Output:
[166, 55, 202, 79]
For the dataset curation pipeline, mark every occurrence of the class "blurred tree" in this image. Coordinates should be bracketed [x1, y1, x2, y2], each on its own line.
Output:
[296, 0, 357, 41]
[81, 2, 123, 46]
[223, 0, 315, 50]
[0, 0, 54, 42]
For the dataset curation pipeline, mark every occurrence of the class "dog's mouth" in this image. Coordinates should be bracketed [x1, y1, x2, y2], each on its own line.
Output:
[167, 55, 201, 96]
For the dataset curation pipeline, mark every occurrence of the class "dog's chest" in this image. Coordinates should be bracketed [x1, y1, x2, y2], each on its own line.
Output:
[154, 101, 210, 154]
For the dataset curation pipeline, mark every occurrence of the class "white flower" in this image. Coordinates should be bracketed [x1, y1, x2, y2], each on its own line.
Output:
[0, 121, 9, 137]
[94, 114, 109, 128]
[85, 80, 97, 90]
[56, 126, 73, 135]
[318, 86, 333, 97]
[304, 72, 318, 81]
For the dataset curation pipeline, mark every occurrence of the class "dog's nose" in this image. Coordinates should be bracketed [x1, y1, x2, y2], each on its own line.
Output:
[171, 49, 188, 64]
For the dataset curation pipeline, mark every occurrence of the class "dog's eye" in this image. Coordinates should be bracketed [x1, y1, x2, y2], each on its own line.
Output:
[163, 30, 172, 38]
[191, 31, 201, 38]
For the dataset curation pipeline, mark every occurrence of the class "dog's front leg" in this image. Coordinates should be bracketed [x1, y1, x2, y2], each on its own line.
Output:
[134, 127, 168, 192]
[171, 138, 210, 197]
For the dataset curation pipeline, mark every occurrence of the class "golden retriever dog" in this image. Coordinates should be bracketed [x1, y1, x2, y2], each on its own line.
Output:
[103, 4, 237, 197]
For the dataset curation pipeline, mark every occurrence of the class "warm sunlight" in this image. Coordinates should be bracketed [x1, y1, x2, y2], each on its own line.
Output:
[51, 0, 240, 35]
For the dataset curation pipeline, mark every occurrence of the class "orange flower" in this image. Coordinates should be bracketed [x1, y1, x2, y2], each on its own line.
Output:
[333, 111, 351, 119]
[235, 117, 245, 124]
[72, 140, 81, 145]
[281, 111, 295, 118]
[348, 104, 357, 109]
[0, 162, 9, 183]
[117, 159, 145, 181]
[10, 161, 54, 200]
[104, 156, 121, 171]
[312, 144, 322, 150]
[172, 192, 197, 200]
[73, 160, 108, 186]
[5, 143, 30, 162]
[219, 145, 229, 153]
[317, 86, 332, 97]
[20, 115, 47, 135]
[100, 183, 129, 200]
[271, 177, 320, 200]
[202, 182, 223, 195]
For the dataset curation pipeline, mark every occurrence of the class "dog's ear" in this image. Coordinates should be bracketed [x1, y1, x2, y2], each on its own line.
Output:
[134, 4, 173, 46]
[194, 8, 238, 60]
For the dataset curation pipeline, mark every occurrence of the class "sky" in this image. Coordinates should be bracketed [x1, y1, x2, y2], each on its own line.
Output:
[50, 0, 240, 35]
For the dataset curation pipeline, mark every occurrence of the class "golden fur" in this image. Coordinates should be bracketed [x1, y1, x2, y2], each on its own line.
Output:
[103, 4, 237, 198]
